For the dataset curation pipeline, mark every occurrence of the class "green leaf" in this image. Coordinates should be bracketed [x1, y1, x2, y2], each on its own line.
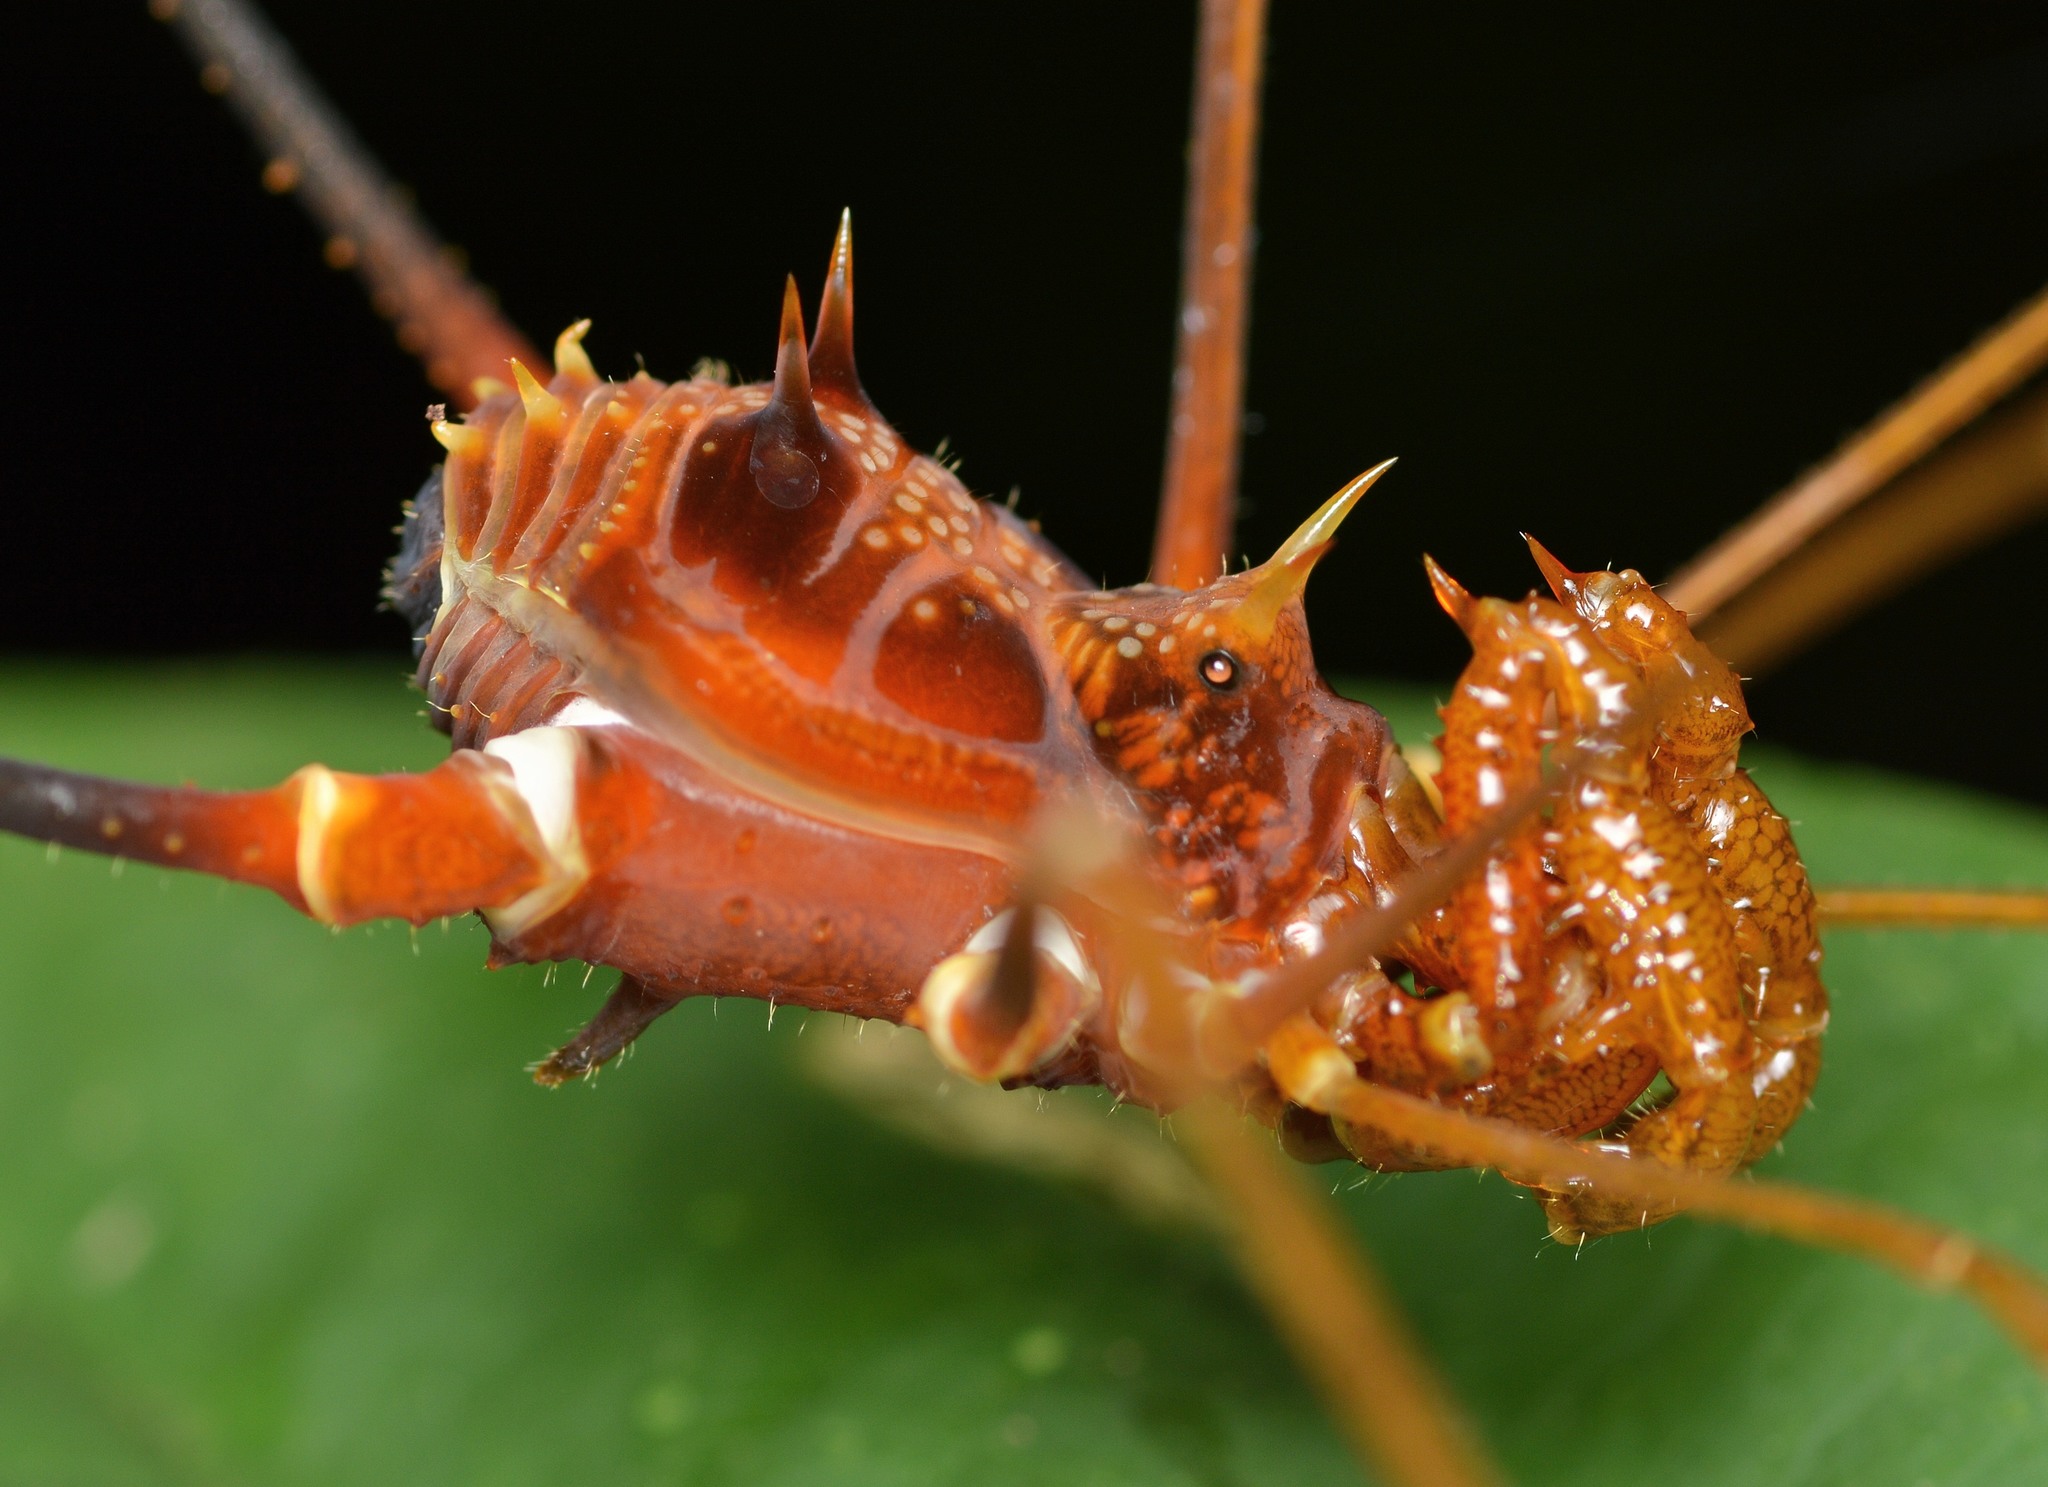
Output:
[0, 663, 2043, 1485]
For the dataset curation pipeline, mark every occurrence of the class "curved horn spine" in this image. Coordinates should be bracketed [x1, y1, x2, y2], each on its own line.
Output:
[1235, 458, 1397, 638]
[552, 319, 599, 386]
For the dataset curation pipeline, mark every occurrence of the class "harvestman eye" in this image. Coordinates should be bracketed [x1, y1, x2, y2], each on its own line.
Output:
[1199, 650, 1239, 689]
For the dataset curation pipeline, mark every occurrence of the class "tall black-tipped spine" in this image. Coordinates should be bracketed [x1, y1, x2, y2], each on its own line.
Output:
[771, 275, 815, 409]
[750, 277, 843, 510]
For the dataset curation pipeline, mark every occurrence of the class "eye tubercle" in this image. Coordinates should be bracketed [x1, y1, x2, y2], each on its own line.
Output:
[1234, 457, 1397, 641]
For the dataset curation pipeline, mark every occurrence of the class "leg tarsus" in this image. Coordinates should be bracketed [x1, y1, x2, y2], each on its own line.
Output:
[533, 975, 679, 1087]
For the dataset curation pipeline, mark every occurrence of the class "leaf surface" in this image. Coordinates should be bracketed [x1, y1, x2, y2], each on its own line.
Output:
[0, 664, 2041, 1486]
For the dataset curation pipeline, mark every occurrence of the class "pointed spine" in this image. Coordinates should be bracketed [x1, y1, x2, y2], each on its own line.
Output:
[510, 358, 564, 425]
[1523, 533, 1585, 605]
[1423, 555, 1477, 631]
[749, 277, 837, 510]
[772, 275, 815, 412]
[809, 209, 865, 401]
[430, 418, 488, 458]
[552, 319, 599, 386]
[1236, 458, 1397, 639]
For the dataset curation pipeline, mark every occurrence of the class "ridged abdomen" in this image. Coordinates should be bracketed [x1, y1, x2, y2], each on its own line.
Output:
[415, 299, 1097, 840]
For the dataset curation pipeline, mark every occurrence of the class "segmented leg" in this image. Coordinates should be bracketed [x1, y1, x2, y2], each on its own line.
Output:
[0, 744, 570, 925]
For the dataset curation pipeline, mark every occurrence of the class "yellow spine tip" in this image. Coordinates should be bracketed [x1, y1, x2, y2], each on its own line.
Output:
[430, 420, 483, 455]
[553, 319, 599, 384]
[509, 358, 564, 422]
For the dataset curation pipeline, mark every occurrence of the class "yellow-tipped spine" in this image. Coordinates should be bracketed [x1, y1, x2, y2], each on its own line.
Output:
[553, 319, 599, 385]
[1235, 458, 1398, 639]
[431, 419, 487, 457]
[510, 358, 564, 425]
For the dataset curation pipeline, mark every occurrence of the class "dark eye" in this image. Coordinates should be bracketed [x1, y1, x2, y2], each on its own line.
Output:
[1199, 650, 1238, 690]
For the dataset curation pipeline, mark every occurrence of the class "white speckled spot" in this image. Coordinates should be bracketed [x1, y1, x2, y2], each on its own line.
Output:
[1103, 616, 1130, 632]
[1116, 637, 1143, 659]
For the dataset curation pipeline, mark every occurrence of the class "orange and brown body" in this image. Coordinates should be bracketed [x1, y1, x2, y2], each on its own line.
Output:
[0, 216, 1824, 1235]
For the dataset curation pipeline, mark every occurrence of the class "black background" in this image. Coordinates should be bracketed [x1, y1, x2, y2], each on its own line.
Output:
[8, 4, 2048, 799]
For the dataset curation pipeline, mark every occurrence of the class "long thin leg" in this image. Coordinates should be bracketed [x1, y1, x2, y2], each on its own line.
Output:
[1666, 274, 2048, 622]
[1178, 1102, 1506, 1487]
[1151, 0, 1268, 589]
[1819, 888, 2048, 929]
[1695, 385, 2048, 675]
[918, 806, 1508, 1485]
[1265, 1014, 2048, 1370]
[150, 0, 541, 402]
